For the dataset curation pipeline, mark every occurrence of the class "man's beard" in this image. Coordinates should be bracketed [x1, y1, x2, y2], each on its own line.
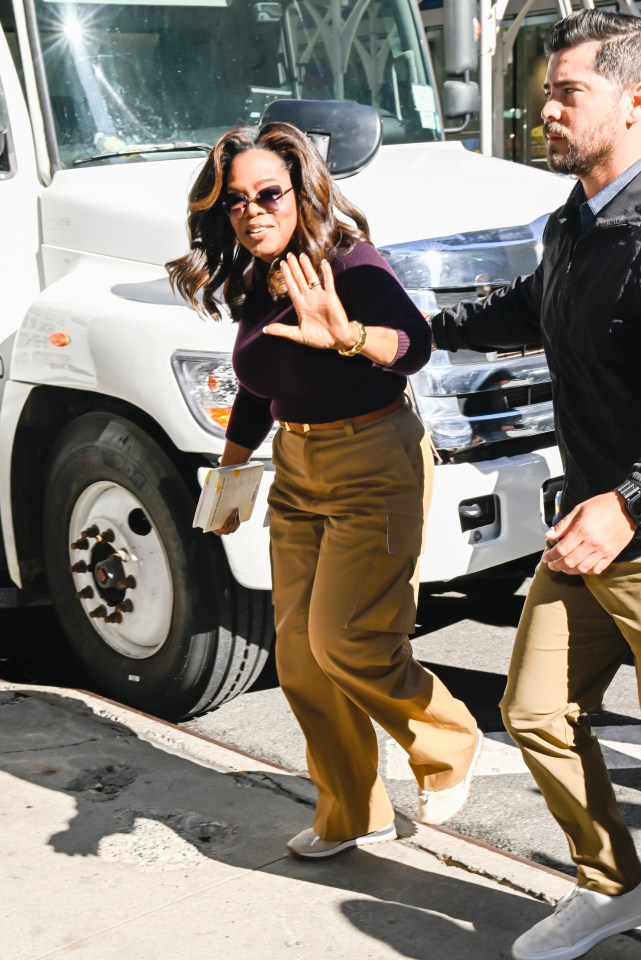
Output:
[544, 118, 617, 177]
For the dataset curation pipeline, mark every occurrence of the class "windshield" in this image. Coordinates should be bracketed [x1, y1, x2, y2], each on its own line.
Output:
[32, 0, 440, 167]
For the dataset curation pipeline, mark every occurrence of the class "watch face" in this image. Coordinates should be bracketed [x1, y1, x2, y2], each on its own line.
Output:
[628, 496, 641, 524]
[620, 485, 641, 524]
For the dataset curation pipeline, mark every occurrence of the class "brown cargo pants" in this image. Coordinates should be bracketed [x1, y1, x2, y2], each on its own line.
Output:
[268, 404, 479, 841]
[501, 559, 641, 895]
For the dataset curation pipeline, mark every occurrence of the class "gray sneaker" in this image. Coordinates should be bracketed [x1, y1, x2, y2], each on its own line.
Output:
[512, 881, 641, 960]
[417, 729, 483, 826]
[287, 822, 397, 859]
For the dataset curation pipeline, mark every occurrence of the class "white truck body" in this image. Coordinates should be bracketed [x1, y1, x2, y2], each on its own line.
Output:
[0, 0, 571, 717]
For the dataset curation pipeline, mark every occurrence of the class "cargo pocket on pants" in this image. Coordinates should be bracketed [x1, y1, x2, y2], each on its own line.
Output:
[387, 514, 424, 557]
[344, 516, 423, 635]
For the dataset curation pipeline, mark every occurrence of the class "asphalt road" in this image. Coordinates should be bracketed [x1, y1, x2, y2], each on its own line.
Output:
[1, 582, 639, 877]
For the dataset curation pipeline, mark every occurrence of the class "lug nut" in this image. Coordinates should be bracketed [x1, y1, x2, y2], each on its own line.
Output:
[71, 537, 89, 550]
[89, 605, 107, 619]
[70, 561, 88, 573]
[96, 528, 115, 543]
[104, 612, 123, 624]
[81, 525, 100, 538]
[116, 599, 134, 614]
[116, 576, 137, 590]
[75, 586, 94, 600]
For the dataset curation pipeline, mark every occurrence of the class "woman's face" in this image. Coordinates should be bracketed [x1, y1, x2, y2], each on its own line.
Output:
[225, 149, 297, 263]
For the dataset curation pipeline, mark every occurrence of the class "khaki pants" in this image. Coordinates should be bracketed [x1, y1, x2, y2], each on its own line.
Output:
[268, 405, 479, 841]
[501, 559, 641, 895]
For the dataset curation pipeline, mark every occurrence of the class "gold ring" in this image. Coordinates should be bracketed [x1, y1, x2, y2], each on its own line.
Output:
[308, 280, 321, 288]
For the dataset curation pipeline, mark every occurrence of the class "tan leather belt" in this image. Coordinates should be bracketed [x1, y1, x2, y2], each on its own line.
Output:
[278, 396, 405, 435]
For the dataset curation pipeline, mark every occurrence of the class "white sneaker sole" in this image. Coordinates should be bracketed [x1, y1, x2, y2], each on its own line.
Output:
[287, 823, 397, 859]
[512, 907, 641, 960]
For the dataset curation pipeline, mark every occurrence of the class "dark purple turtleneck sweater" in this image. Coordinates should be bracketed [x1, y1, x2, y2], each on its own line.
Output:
[226, 241, 432, 450]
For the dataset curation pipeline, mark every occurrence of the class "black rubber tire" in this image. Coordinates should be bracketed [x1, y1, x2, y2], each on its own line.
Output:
[42, 412, 274, 720]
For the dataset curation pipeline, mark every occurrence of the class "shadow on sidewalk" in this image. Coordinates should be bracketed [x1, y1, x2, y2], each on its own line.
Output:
[0, 689, 548, 959]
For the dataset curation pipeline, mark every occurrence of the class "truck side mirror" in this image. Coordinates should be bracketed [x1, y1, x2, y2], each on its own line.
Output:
[260, 99, 382, 178]
[444, 0, 479, 76]
[442, 0, 479, 128]
[442, 79, 480, 120]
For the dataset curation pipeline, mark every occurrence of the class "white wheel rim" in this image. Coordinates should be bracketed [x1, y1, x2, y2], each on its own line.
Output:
[68, 481, 173, 659]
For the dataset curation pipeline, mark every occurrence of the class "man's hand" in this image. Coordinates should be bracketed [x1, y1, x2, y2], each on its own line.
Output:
[542, 491, 636, 575]
[420, 311, 438, 351]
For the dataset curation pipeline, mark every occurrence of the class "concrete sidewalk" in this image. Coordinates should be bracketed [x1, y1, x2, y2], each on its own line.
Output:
[1, 683, 640, 960]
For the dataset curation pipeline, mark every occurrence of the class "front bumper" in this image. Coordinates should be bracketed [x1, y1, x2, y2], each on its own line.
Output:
[213, 445, 562, 590]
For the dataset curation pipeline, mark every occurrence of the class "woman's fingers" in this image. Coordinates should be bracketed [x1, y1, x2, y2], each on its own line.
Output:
[263, 322, 303, 341]
[283, 253, 306, 293]
[213, 507, 240, 536]
[282, 253, 323, 298]
[298, 252, 322, 289]
[320, 258, 334, 294]
[279, 257, 300, 300]
[265, 255, 348, 349]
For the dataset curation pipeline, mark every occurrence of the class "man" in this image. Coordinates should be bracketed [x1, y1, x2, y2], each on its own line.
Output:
[429, 11, 641, 960]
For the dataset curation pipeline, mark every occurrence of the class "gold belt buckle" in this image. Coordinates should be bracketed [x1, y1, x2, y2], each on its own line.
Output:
[280, 421, 311, 434]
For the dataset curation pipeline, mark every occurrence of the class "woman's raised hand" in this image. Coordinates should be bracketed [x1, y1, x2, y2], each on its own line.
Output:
[263, 252, 356, 351]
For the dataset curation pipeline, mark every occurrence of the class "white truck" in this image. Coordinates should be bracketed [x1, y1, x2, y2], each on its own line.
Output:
[0, 0, 571, 719]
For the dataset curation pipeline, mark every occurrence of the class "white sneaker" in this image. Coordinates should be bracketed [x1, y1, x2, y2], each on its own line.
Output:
[287, 822, 396, 859]
[416, 729, 483, 826]
[512, 881, 641, 960]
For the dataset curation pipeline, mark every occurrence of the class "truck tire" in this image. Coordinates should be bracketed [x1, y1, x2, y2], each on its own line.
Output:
[41, 412, 274, 720]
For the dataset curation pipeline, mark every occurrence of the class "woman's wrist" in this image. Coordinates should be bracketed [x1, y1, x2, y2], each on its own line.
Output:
[334, 320, 361, 351]
[219, 440, 253, 467]
[335, 320, 366, 354]
[337, 321, 367, 357]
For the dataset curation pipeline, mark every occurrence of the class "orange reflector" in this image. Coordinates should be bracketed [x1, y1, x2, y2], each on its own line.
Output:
[207, 407, 231, 428]
[207, 374, 219, 390]
[48, 331, 71, 347]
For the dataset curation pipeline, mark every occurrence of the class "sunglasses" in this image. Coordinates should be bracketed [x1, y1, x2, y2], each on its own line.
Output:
[222, 185, 294, 218]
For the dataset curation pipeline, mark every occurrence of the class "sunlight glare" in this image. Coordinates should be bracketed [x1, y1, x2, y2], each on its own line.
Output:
[63, 14, 84, 44]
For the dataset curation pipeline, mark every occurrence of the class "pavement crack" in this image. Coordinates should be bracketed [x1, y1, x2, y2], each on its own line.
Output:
[400, 836, 560, 904]
[0, 735, 124, 756]
[234, 771, 315, 808]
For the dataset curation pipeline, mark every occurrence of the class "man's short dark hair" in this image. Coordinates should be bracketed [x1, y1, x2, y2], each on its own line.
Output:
[544, 10, 641, 91]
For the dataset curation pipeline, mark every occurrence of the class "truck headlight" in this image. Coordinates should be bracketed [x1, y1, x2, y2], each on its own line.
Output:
[378, 215, 548, 292]
[171, 352, 239, 437]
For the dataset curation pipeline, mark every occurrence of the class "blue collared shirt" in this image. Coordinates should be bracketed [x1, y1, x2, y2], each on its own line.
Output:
[575, 155, 641, 235]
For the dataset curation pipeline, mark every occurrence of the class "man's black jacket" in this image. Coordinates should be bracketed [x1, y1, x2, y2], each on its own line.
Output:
[431, 173, 641, 558]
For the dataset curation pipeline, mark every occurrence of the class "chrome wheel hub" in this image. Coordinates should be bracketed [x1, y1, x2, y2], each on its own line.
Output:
[68, 482, 173, 659]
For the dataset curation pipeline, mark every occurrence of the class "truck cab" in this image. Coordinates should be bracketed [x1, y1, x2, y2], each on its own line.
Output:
[0, 0, 571, 719]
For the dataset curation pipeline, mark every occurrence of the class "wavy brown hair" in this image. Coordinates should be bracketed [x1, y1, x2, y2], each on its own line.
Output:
[166, 121, 372, 320]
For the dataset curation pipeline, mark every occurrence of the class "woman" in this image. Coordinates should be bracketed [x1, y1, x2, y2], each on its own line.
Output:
[167, 121, 481, 858]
